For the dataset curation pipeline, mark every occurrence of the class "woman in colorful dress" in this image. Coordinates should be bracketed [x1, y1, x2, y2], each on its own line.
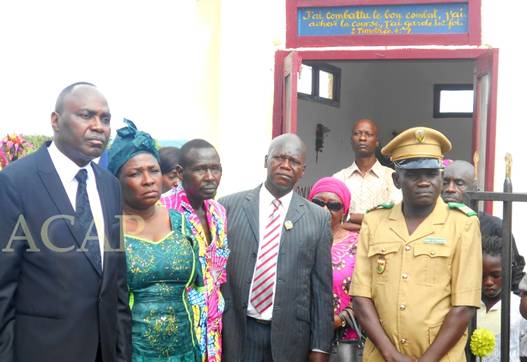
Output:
[108, 120, 201, 361]
[308, 177, 361, 361]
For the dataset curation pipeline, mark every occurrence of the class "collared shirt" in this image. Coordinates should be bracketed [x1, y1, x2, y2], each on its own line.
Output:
[246, 184, 293, 321]
[352, 199, 482, 360]
[47, 142, 105, 268]
[477, 294, 524, 361]
[333, 160, 401, 214]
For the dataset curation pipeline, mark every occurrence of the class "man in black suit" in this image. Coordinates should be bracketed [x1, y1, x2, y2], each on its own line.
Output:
[219, 133, 333, 362]
[0, 82, 131, 362]
[441, 159, 525, 293]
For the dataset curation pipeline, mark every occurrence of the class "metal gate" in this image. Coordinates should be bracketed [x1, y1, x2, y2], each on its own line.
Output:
[466, 155, 527, 361]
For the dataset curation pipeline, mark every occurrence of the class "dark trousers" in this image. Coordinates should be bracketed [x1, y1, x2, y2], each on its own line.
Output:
[243, 317, 273, 362]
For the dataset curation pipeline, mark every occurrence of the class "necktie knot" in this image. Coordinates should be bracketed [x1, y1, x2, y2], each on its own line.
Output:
[75, 169, 88, 185]
[272, 199, 281, 209]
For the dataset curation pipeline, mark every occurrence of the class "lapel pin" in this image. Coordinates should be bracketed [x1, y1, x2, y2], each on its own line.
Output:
[284, 220, 293, 230]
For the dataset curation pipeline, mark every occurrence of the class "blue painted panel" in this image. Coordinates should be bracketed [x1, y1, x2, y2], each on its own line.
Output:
[298, 3, 468, 36]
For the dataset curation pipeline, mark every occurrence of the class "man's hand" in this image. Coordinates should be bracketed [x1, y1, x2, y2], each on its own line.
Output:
[308, 351, 329, 362]
[348, 212, 364, 225]
[341, 221, 361, 232]
[333, 315, 342, 330]
[419, 306, 474, 361]
[383, 351, 418, 362]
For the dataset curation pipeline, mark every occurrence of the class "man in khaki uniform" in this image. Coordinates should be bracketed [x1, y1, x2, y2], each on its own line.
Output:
[352, 127, 482, 362]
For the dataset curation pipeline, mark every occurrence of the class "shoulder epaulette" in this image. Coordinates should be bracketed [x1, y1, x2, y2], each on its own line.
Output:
[367, 202, 394, 213]
[448, 202, 477, 217]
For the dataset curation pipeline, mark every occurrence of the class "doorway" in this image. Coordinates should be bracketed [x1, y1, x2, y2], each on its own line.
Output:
[273, 49, 498, 211]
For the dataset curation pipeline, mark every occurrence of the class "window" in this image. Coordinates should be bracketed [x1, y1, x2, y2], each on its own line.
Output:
[298, 62, 340, 107]
[433, 84, 474, 118]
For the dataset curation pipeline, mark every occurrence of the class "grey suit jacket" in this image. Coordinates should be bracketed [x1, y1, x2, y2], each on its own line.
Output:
[219, 185, 333, 362]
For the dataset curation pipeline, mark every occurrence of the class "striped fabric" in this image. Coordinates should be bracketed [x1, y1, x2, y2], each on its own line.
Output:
[250, 199, 281, 314]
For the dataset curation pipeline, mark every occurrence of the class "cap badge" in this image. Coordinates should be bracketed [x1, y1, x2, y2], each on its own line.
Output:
[415, 129, 425, 143]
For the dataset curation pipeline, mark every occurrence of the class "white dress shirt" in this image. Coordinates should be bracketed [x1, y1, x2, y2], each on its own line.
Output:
[47, 142, 105, 268]
[247, 184, 293, 321]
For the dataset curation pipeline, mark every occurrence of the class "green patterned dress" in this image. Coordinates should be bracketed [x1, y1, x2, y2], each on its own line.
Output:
[125, 209, 202, 362]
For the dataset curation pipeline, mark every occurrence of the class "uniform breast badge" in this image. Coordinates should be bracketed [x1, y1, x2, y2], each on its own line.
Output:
[423, 236, 447, 245]
[376, 256, 386, 274]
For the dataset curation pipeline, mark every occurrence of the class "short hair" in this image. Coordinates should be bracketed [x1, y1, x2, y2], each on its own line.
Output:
[482, 234, 502, 257]
[268, 133, 306, 157]
[352, 118, 378, 135]
[159, 147, 181, 174]
[55, 81, 96, 113]
[179, 139, 216, 168]
[444, 160, 477, 190]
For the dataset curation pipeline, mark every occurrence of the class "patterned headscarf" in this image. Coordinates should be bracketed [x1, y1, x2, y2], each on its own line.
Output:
[308, 177, 351, 215]
[107, 119, 159, 176]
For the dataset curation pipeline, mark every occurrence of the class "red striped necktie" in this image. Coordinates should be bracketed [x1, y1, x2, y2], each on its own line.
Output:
[250, 199, 282, 315]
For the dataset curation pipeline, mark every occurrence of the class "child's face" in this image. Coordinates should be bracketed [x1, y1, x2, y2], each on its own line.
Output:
[482, 254, 502, 299]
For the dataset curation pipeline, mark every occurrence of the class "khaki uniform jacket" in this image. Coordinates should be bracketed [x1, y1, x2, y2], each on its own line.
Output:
[352, 199, 482, 361]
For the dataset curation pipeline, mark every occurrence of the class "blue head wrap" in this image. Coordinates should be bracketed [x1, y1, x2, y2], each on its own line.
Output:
[107, 119, 160, 176]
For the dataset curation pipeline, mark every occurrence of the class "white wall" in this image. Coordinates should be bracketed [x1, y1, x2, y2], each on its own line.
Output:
[215, 0, 286, 196]
[297, 60, 474, 188]
[0, 0, 219, 142]
[481, 0, 527, 257]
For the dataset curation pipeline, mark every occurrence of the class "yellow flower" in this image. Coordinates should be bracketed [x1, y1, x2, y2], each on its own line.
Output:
[470, 328, 495, 358]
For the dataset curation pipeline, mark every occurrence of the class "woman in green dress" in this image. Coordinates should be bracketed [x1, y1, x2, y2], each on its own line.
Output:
[108, 120, 201, 361]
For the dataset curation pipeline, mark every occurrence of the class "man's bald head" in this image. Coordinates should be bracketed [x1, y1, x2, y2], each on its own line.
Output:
[54, 81, 96, 113]
[441, 160, 477, 204]
[264, 133, 306, 198]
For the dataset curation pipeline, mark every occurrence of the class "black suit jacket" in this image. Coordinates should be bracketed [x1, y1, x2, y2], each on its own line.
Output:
[0, 145, 131, 362]
[219, 186, 333, 362]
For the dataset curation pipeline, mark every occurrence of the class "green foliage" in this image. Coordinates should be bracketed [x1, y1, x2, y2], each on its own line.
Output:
[22, 134, 52, 153]
[0, 134, 51, 170]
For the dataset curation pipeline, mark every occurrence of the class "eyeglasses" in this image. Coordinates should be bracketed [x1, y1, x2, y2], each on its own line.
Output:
[311, 198, 343, 212]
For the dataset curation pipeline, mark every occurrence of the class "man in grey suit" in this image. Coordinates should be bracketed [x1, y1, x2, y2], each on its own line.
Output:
[219, 133, 333, 362]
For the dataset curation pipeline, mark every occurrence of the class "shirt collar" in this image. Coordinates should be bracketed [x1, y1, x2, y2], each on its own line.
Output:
[48, 141, 93, 183]
[369, 160, 384, 177]
[172, 184, 211, 215]
[260, 183, 293, 212]
[480, 299, 502, 312]
[349, 159, 382, 177]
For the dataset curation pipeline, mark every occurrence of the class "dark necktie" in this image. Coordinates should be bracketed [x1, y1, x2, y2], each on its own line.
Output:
[75, 169, 102, 273]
